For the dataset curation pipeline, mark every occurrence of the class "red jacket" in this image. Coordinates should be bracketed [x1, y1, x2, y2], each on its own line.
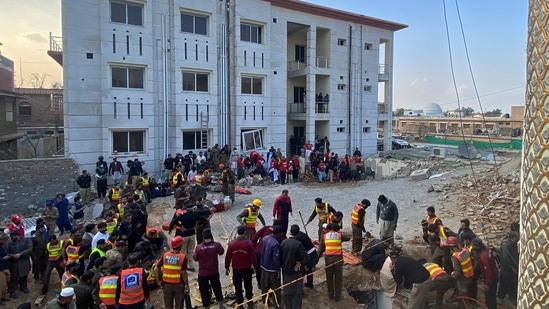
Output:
[251, 225, 274, 254]
[292, 158, 299, 168]
[318, 162, 326, 172]
[279, 161, 288, 172]
[272, 196, 292, 221]
[477, 247, 499, 286]
[225, 237, 258, 270]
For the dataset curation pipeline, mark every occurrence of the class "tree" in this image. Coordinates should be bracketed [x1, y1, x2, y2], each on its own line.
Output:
[394, 108, 404, 116]
[460, 107, 475, 116]
[484, 109, 502, 117]
[29, 73, 51, 88]
[51, 81, 63, 89]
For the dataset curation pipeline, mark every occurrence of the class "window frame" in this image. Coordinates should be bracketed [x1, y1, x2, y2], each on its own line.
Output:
[182, 70, 209, 92]
[111, 66, 145, 89]
[241, 76, 263, 95]
[241, 129, 265, 151]
[240, 22, 263, 44]
[181, 11, 209, 35]
[5, 100, 14, 122]
[110, 1, 144, 26]
[111, 129, 146, 154]
[182, 130, 209, 151]
[18, 102, 32, 116]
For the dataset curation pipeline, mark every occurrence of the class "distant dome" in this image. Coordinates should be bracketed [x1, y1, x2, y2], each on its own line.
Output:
[422, 102, 443, 117]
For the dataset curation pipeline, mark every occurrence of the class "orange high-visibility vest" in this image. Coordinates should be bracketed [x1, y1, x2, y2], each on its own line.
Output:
[119, 267, 145, 305]
[423, 263, 446, 281]
[161, 252, 186, 283]
[453, 247, 474, 278]
[146, 227, 161, 239]
[98, 275, 118, 306]
[172, 172, 183, 186]
[324, 231, 342, 256]
[351, 204, 362, 225]
[66, 245, 81, 262]
[47, 240, 64, 261]
[61, 272, 79, 289]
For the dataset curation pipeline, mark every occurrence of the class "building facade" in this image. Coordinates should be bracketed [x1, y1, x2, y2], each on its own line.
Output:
[0, 53, 22, 160]
[60, 0, 406, 173]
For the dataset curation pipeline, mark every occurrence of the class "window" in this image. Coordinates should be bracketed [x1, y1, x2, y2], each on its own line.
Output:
[364, 43, 372, 50]
[364, 85, 372, 92]
[182, 131, 208, 150]
[337, 127, 345, 133]
[241, 129, 264, 151]
[181, 12, 208, 35]
[18, 102, 31, 116]
[112, 66, 145, 89]
[110, 1, 143, 26]
[337, 38, 346, 46]
[363, 127, 371, 133]
[241, 23, 262, 44]
[182, 71, 209, 92]
[112, 130, 145, 153]
[337, 84, 346, 90]
[5, 101, 14, 122]
[241, 76, 263, 94]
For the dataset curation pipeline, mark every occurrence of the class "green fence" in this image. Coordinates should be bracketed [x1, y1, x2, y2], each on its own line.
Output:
[425, 135, 522, 150]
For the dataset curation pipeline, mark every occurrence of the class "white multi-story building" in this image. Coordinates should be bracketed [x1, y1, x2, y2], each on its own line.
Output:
[59, 0, 406, 174]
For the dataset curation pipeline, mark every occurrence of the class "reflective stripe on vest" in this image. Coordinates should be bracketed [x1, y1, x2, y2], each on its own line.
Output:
[66, 245, 81, 262]
[47, 240, 64, 261]
[141, 177, 150, 187]
[195, 175, 203, 185]
[98, 275, 118, 306]
[162, 252, 186, 283]
[111, 189, 121, 201]
[245, 207, 258, 228]
[316, 203, 329, 222]
[324, 231, 342, 256]
[117, 203, 126, 215]
[351, 204, 362, 225]
[438, 226, 449, 246]
[146, 227, 161, 239]
[119, 267, 145, 305]
[173, 173, 183, 185]
[61, 272, 79, 289]
[106, 218, 118, 234]
[423, 262, 446, 281]
[453, 248, 474, 278]
[135, 190, 144, 201]
[426, 216, 439, 225]
[147, 261, 158, 284]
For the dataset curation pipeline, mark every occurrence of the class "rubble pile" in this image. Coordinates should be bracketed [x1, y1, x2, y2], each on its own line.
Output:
[430, 167, 520, 243]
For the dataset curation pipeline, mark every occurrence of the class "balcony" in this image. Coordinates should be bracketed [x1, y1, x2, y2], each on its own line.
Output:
[287, 102, 329, 114]
[315, 102, 329, 113]
[378, 64, 389, 81]
[288, 60, 307, 71]
[47, 32, 63, 66]
[378, 103, 389, 114]
[315, 56, 329, 68]
[288, 102, 305, 113]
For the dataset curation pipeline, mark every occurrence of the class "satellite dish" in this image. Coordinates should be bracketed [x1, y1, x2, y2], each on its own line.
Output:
[458, 143, 478, 159]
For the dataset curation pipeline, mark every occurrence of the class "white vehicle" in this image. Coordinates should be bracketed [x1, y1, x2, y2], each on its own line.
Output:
[392, 137, 411, 149]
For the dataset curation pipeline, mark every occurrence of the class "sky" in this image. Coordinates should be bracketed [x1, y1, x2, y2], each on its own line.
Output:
[0, 0, 528, 113]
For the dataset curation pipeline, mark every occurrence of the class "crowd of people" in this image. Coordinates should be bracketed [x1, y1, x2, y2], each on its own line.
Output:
[360, 204, 519, 309]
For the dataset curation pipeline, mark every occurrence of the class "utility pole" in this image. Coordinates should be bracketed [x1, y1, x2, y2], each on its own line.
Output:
[520, 1, 549, 307]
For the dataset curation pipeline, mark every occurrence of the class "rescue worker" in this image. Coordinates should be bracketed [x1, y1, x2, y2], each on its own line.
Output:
[69, 270, 95, 309]
[236, 199, 266, 240]
[169, 207, 209, 272]
[61, 261, 80, 289]
[419, 258, 453, 309]
[87, 239, 108, 271]
[155, 236, 190, 309]
[104, 211, 118, 235]
[7, 214, 24, 237]
[142, 227, 168, 253]
[351, 199, 370, 254]
[422, 206, 443, 243]
[317, 224, 350, 302]
[139, 172, 152, 203]
[305, 197, 337, 242]
[92, 264, 121, 309]
[108, 185, 122, 211]
[172, 169, 185, 188]
[116, 255, 150, 309]
[360, 237, 390, 272]
[225, 225, 257, 309]
[472, 237, 499, 309]
[64, 236, 88, 277]
[448, 236, 475, 308]
[185, 176, 207, 207]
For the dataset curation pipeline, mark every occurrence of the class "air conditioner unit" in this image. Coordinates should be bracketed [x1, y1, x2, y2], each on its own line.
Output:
[432, 147, 446, 158]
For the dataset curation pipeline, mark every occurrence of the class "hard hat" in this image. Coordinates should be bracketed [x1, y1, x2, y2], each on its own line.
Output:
[446, 236, 458, 247]
[219, 164, 225, 169]
[252, 199, 262, 207]
[10, 215, 21, 223]
[190, 176, 196, 182]
[171, 236, 184, 248]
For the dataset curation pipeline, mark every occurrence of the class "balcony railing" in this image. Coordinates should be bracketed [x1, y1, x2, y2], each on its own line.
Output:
[379, 64, 389, 74]
[49, 32, 62, 52]
[288, 102, 305, 113]
[287, 102, 330, 114]
[378, 103, 388, 114]
[288, 60, 307, 71]
[316, 57, 329, 68]
[315, 102, 329, 113]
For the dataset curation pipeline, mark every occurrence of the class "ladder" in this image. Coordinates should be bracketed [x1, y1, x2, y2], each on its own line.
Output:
[200, 111, 209, 149]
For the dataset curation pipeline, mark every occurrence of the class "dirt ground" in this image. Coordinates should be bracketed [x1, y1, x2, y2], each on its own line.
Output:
[13, 151, 521, 309]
